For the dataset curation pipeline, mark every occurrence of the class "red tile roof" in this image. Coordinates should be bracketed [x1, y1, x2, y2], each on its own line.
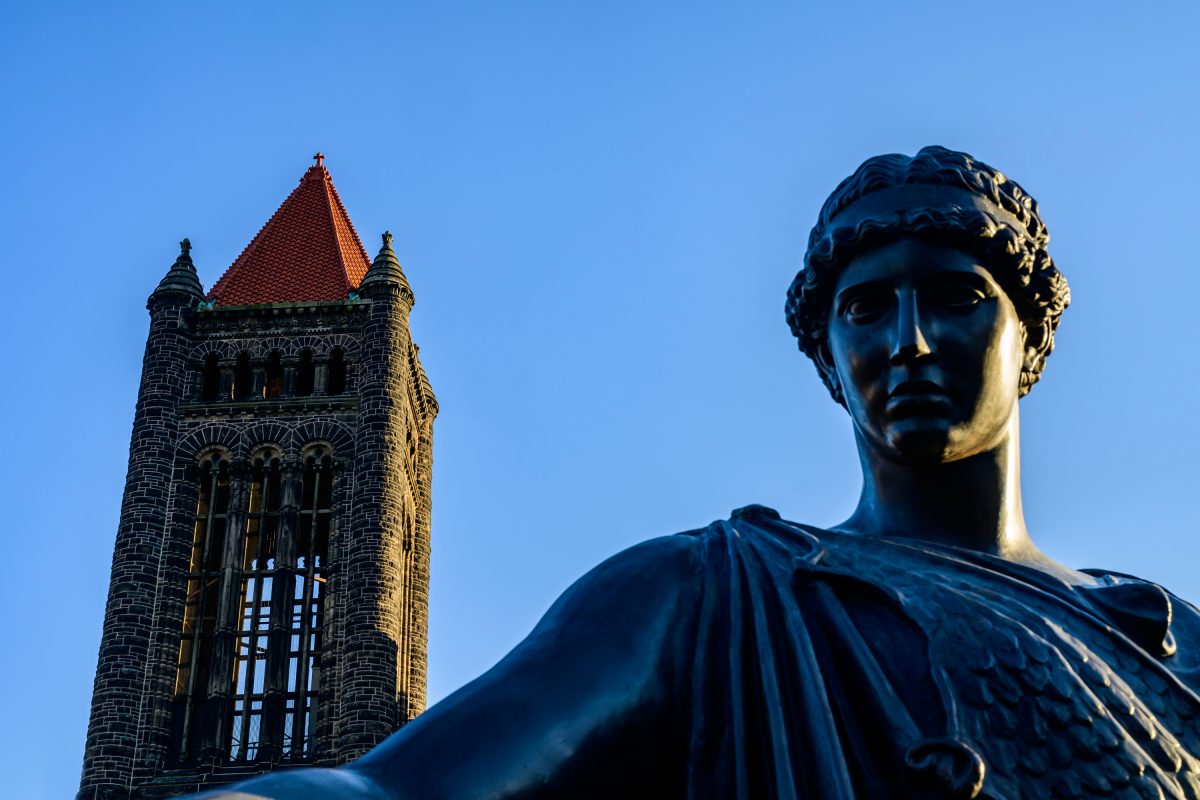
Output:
[207, 159, 371, 305]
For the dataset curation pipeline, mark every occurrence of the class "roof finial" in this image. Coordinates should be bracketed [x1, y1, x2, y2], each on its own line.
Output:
[151, 236, 204, 304]
[313, 152, 325, 168]
[359, 228, 411, 298]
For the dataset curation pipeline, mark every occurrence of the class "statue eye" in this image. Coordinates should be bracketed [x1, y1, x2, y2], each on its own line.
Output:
[927, 283, 985, 310]
[841, 291, 890, 320]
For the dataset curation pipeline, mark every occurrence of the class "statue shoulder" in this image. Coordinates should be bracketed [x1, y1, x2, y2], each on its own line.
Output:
[542, 505, 813, 621]
[534, 504, 834, 642]
[565, 529, 704, 594]
[529, 530, 708, 634]
[588, 504, 822, 581]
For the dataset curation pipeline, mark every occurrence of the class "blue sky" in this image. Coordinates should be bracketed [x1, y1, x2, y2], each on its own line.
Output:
[2, 2, 1198, 797]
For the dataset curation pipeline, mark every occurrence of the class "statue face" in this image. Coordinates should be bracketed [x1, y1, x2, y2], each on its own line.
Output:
[825, 237, 1027, 463]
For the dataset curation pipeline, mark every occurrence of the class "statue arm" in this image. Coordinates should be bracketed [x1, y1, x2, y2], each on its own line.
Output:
[198, 533, 704, 799]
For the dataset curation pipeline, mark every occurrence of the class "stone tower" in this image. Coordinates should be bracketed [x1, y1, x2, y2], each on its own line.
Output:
[79, 157, 437, 799]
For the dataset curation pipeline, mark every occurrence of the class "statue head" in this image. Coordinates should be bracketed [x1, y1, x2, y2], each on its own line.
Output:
[786, 146, 1071, 461]
[787, 145, 1069, 402]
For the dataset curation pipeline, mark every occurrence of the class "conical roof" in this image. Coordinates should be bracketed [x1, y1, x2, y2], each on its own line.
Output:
[152, 238, 205, 302]
[207, 154, 371, 305]
[359, 230, 413, 297]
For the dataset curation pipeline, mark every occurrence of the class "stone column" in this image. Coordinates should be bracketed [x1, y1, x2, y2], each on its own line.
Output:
[313, 360, 329, 397]
[199, 462, 251, 762]
[261, 457, 302, 760]
[283, 364, 297, 397]
[251, 366, 266, 400]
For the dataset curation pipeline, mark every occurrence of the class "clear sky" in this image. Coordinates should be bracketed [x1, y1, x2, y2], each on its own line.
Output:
[2, 2, 1198, 797]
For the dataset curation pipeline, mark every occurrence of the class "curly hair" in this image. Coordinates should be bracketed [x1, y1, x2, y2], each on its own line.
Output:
[786, 145, 1070, 403]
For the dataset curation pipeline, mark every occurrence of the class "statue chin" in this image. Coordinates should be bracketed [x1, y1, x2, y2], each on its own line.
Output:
[875, 410, 1014, 467]
[884, 425, 954, 463]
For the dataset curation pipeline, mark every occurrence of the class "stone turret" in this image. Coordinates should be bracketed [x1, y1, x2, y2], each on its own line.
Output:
[80, 241, 204, 799]
[338, 232, 430, 760]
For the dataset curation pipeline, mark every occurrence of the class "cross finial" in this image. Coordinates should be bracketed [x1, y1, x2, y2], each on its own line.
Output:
[180, 238, 191, 255]
[382, 230, 393, 248]
[313, 152, 325, 168]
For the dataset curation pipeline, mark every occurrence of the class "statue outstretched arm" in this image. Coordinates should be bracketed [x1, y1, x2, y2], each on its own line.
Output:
[197, 533, 704, 799]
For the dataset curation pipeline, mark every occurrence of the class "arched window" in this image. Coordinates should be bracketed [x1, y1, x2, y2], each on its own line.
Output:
[296, 350, 315, 398]
[170, 447, 335, 765]
[200, 354, 220, 402]
[171, 453, 232, 763]
[327, 348, 346, 396]
[286, 448, 331, 759]
[233, 352, 253, 401]
[229, 451, 282, 761]
[265, 351, 284, 399]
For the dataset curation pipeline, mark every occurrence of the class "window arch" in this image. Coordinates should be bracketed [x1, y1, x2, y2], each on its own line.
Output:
[296, 350, 315, 398]
[286, 446, 332, 758]
[327, 347, 346, 396]
[233, 352, 253, 401]
[229, 450, 283, 761]
[200, 354, 220, 402]
[265, 351, 284, 399]
[170, 451, 232, 763]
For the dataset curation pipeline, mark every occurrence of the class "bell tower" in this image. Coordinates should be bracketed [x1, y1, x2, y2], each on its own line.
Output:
[79, 157, 437, 799]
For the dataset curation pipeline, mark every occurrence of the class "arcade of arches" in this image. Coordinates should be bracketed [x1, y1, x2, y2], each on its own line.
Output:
[200, 348, 349, 403]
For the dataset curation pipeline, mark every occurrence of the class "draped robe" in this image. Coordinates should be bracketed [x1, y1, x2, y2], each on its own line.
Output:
[219, 506, 1200, 800]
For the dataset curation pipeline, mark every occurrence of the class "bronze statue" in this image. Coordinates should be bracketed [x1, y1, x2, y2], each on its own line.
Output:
[200, 147, 1200, 799]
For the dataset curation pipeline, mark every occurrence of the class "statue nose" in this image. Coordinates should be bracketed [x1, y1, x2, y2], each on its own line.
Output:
[890, 291, 933, 366]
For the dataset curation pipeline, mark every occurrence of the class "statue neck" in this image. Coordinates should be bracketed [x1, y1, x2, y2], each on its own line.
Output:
[839, 414, 1039, 561]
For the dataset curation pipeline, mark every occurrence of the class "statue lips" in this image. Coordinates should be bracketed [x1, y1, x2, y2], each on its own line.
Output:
[886, 379, 951, 419]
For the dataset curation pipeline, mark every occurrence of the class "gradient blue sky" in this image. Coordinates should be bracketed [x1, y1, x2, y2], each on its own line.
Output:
[2, 3, 1198, 797]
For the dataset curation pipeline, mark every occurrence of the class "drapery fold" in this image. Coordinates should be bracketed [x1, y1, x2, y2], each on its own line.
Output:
[680, 509, 1200, 799]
